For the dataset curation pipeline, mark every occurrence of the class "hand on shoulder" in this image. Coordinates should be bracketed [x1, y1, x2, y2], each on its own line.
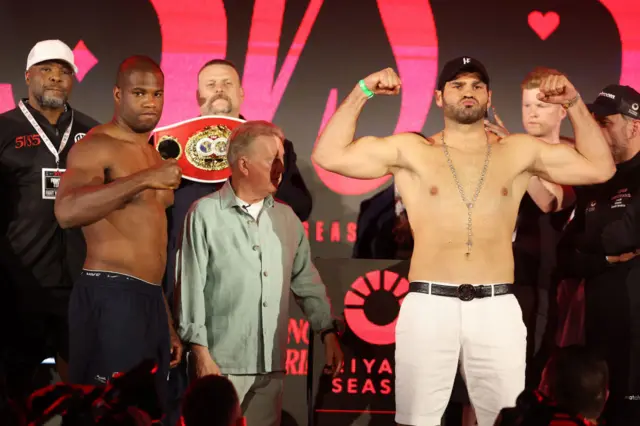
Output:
[498, 133, 537, 145]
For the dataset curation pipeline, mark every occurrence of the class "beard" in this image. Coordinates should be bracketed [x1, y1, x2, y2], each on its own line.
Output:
[443, 99, 487, 125]
[611, 141, 628, 164]
[202, 94, 233, 115]
[35, 90, 67, 109]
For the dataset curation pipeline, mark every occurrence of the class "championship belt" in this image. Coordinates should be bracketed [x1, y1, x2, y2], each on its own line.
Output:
[150, 115, 245, 183]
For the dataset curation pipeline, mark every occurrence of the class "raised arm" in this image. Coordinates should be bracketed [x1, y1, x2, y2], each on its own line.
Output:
[55, 135, 181, 229]
[525, 75, 615, 185]
[312, 68, 411, 179]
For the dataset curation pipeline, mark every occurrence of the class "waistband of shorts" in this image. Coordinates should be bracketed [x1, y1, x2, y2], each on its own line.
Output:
[79, 269, 164, 296]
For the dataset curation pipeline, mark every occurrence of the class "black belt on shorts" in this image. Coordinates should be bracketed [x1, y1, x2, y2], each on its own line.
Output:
[409, 281, 513, 301]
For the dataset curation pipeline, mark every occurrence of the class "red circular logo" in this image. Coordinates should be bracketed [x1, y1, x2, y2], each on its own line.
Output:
[343, 269, 409, 345]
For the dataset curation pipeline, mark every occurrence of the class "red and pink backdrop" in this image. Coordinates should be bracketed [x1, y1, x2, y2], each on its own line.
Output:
[1, 0, 639, 258]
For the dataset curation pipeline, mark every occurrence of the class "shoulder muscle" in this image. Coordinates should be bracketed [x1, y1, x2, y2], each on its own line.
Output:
[67, 131, 113, 167]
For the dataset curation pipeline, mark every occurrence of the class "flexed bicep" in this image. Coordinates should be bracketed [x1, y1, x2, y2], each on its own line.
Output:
[314, 132, 417, 179]
[338, 135, 400, 178]
[524, 135, 609, 186]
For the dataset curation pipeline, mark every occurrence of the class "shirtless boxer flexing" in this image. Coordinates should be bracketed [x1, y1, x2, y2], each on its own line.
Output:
[312, 57, 615, 426]
[54, 56, 183, 404]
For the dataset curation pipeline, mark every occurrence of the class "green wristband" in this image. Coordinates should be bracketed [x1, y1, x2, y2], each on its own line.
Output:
[358, 79, 374, 99]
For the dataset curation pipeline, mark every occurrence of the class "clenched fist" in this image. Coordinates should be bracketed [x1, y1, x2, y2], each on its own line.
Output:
[361, 68, 402, 96]
[145, 159, 182, 190]
[537, 74, 579, 105]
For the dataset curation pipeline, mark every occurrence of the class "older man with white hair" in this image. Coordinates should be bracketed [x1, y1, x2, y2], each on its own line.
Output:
[175, 120, 343, 426]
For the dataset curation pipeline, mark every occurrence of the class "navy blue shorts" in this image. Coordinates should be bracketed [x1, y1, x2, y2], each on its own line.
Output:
[68, 270, 170, 402]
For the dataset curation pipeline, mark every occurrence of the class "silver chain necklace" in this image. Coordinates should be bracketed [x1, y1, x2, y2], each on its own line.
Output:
[441, 132, 492, 257]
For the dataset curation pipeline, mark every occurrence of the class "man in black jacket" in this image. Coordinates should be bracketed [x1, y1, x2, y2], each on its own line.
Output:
[559, 84, 640, 425]
[0, 39, 99, 409]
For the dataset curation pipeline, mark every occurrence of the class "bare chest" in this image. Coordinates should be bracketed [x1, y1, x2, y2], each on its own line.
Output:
[397, 144, 529, 216]
[105, 144, 173, 208]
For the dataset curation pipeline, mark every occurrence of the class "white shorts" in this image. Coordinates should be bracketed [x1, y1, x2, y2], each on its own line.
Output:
[395, 283, 527, 426]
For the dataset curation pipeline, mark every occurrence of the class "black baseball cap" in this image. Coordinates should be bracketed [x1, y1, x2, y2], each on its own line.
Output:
[437, 56, 490, 91]
[587, 84, 640, 119]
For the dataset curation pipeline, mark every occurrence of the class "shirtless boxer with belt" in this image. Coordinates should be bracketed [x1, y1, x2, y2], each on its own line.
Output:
[54, 56, 183, 405]
[312, 57, 615, 426]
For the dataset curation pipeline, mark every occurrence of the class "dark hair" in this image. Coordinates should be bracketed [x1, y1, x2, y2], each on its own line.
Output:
[547, 345, 609, 420]
[198, 59, 239, 77]
[181, 375, 240, 426]
[115, 55, 163, 87]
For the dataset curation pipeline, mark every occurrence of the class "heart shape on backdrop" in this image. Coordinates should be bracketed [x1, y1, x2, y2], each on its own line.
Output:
[528, 11, 560, 40]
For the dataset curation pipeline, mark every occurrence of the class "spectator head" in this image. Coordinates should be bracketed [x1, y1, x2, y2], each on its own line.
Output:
[181, 375, 244, 426]
[546, 345, 609, 422]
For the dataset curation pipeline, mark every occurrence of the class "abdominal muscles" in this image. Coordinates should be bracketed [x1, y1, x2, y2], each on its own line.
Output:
[82, 194, 168, 284]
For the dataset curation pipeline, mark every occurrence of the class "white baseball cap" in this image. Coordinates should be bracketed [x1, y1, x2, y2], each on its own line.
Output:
[26, 39, 78, 74]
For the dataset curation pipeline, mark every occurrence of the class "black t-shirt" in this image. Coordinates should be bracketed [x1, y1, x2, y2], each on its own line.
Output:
[0, 100, 99, 314]
[513, 192, 573, 289]
[559, 152, 640, 280]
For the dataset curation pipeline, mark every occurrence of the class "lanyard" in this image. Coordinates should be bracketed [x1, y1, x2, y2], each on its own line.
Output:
[19, 100, 74, 169]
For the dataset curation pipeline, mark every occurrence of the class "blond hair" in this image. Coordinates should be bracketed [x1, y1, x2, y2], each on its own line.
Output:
[521, 67, 564, 90]
[227, 120, 284, 166]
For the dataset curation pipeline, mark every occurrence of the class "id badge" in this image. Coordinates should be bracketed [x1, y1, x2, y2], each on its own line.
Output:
[42, 168, 65, 199]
